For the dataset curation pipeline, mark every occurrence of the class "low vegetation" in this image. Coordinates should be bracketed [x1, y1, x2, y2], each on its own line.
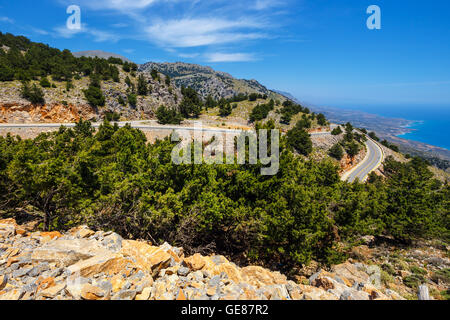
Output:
[0, 120, 447, 273]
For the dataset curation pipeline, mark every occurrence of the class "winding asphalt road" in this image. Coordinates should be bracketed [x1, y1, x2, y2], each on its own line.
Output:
[341, 137, 384, 183]
[0, 122, 381, 181]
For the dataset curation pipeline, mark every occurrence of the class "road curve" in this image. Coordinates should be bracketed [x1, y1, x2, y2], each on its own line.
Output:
[342, 137, 384, 183]
[0, 122, 384, 181]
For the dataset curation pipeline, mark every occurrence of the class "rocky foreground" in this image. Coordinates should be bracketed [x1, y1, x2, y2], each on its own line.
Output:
[0, 218, 444, 300]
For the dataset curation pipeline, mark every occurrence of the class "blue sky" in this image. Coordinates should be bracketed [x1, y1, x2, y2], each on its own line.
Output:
[1, 0, 450, 107]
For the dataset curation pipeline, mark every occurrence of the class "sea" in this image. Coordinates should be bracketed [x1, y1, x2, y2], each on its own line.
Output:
[335, 104, 450, 151]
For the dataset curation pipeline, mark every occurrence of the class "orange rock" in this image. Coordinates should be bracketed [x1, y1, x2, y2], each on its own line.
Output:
[0, 218, 17, 225]
[67, 253, 130, 277]
[68, 225, 95, 238]
[6, 257, 19, 267]
[0, 275, 7, 290]
[190, 282, 203, 289]
[167, 249, 183, 263]
[176, 289, 187, 300]
[81, 284, 104, 300]
[15, 228, 27, 236]
[184, 253, 207, 271]
[121, 240, 172, 274]
[36, 277, 55, 293]
[340, 276, 353, 287]
[212, 263, 243, 284]
[163, 266, 179, 276]
[136, 287, 152, 301]
[6, 248, 20, 258]
[289, 288, 304, 300]
[241, 266, 288, 287]
[40, 231, 62, 239]
[40, 283, 65, 299]
[240, 288, 259, 300]
[111, 274, 126, 293]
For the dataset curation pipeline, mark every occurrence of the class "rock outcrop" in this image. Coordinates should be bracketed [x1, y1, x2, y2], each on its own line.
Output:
[139, 62, 284, 101]
[0, 69, 181, 123]
[0, 219, 413, 300]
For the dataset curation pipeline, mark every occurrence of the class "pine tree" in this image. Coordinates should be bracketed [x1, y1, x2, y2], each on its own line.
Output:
[137, 75, 148, 95]
[287, 124, 313, 156]
[329, 143, 344, 160]
[219, 103, 232, 117]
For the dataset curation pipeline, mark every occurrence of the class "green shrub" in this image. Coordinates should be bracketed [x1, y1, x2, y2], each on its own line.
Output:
[156, 105, 182, 124]
[317, 113, 327, 126]
[410, 266, 427, 276]
[249, 100, 274, 122]
[329, 143, 344, 160]
[381, 263, 396, 275]
[137, 75, 148, 95]
[179, 86, 201, 118]
[331, 126, 343, 135]
[104, 111, 120, 122]
[127, 93, 137, 107]
[118, 96, 126, 106]
[248, 93, 259, 101]
[432, 268, 450, 285]
[219, 103, 232, 117]
[21, 82, 45, 105]
[84, 86, 105, 107]
[39, 77, 51, 88]
[403, 274, 425, 289]
[287, 122, 313, 156]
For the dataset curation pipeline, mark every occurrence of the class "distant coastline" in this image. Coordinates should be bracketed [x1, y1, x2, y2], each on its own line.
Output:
[397, 120, 422, 136]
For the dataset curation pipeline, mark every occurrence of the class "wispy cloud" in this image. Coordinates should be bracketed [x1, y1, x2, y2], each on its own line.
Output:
[53, 24, 85, 38]
[178, 53, 200, 59]
[0, 16, 14, 24]
[253, 0, 285, 10]
[52, 0, 290, 63]
[146, 18, 267, 48]
[53, 24, 120, 42]
[205, 52, 256, 63]
[58, 0, 159, 11]
[31, 28, 50, 35]
[111, 23, 128, 28]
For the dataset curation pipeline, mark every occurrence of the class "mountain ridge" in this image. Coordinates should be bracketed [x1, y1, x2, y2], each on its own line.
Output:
[73, 50, 133, 63]
[139, 61, 285, 101]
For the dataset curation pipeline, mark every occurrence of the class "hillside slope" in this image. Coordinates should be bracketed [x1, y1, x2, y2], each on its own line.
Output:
[73, 50, 132, 63]
[139, 62, 285, 101]
[0, 70, 181, 123]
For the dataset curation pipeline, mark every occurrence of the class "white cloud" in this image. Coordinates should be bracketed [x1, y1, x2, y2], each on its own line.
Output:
[111, 23, 128, 28]
[146, 18, 267, 48]
[53, 24, 119, 42]
[54, 24, 85, 38]
[59, 0, 159, 11]
[205, 52, 256, 62]
[178, 53, 200, 58]
[0, 16, 14, 23]
[253, 0, 285, 10]
[32, 28, 50, 35]
[89, 29, 120, 42]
